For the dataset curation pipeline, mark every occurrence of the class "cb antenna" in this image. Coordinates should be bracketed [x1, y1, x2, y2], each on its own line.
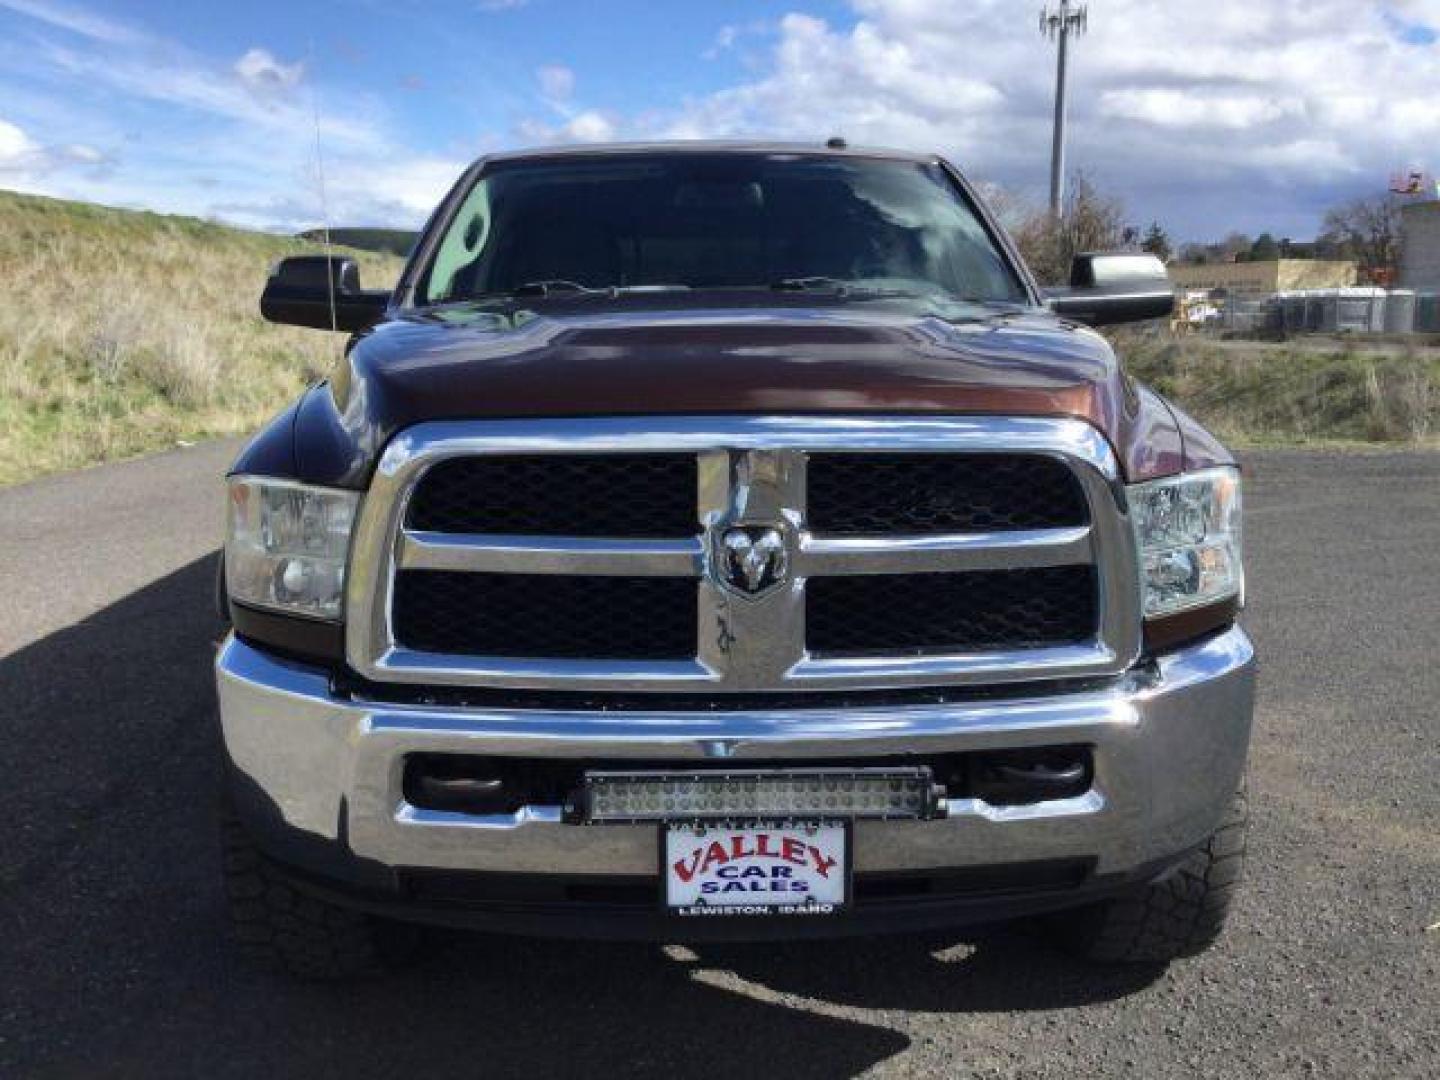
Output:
[1039, 2, 1088, 218]
[308, 41, 338, 334]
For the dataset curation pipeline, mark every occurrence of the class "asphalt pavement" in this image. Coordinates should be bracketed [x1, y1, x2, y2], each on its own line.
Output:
[1, 443, 1436, 1079]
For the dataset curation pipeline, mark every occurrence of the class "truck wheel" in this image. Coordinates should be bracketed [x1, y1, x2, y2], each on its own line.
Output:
[220, 814, 417, 980]
[1051, 790, 1248, 965]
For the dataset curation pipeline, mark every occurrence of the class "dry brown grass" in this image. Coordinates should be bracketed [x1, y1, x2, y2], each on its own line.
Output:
[1116, 330, 1440, 447]
[0, 190, 402, 485]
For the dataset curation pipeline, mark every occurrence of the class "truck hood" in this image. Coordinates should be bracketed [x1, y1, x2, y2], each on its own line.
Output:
[268, 297, 1201, 487]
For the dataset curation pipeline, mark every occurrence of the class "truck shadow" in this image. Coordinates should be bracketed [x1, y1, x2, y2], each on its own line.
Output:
[0, 553, 1162, 1080]
[679, 933, 1164, 1014]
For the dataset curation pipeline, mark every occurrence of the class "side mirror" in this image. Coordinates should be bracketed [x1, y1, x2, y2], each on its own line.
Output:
[260, 255, 390, 333]
[1045, 253, 1174, 327]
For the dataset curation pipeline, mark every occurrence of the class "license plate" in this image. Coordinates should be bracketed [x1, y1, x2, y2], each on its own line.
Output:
[663, 822, 849, 917]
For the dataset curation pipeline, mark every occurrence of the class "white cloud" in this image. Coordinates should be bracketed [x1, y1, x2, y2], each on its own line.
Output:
[517, 108, 617, 146]
[39, 40, 377, 149]
[596, 0, 1440, 237]
[521, 64, 616, 145]
[564, 111, 614, 143]
[710, 25, 740, 55]
[233, 47, 305, 95]
[536, 64, 575, 103]
[0, 117, 96, 169]
[702, 20, 771, 61]
[0, 116, 107, 191]
[1098, 89, 1300, 131]
[0, 118, 39, 163]
[0, 0, 143, 44]
[477, 0, 529, 10]
[208, 155, 468, 231]
[342, 156, 468, 221]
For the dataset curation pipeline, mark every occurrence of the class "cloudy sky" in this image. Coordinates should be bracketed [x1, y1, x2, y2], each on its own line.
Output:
[0, 0, 1435, 241]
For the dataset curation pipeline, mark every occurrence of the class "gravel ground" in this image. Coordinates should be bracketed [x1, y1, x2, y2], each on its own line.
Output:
[1, 444, 1436, 1079]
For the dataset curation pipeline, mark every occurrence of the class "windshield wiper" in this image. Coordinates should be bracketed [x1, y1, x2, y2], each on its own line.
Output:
[509, 280, 597, 297]
[506, 281, 694, 298]
[769, 276, 851, 293]
[769, 279, 1020, 308]
[768, 277, 929, 298]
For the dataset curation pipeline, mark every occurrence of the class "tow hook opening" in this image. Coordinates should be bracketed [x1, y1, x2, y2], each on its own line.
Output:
[404, 756, 519, 816]
[965, 747, 1093, 806]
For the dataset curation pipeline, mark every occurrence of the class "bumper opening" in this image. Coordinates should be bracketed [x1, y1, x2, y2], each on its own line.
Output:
[401, 747, 1094, 819]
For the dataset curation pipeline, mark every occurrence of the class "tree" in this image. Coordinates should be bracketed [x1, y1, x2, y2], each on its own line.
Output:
[1319, 195, 1401, 273]
[1248, 233, 1280, 262]
[971, 180, 1030, 234]
[1011, 171, 1130, 285]
[1141, 221, 1173, 262]
[1178, 241, 1212, 265]
[1219, 233, 1253, 262]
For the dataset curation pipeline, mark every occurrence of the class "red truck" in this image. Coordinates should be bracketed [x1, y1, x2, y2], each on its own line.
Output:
[217, 142, 1252, 977]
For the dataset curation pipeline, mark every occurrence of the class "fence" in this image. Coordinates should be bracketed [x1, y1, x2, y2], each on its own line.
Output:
[1207, 288, 1440, 336]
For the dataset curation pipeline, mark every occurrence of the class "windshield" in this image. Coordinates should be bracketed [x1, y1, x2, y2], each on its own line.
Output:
[418, 153, 1027, 305]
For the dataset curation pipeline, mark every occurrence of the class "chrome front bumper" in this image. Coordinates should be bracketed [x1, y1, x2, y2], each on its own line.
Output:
[216, 627, 1255, 882]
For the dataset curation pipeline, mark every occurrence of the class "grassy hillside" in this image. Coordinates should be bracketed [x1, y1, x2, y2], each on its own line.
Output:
[0, 190, 402, 485]
[296, 227, 417, 257]
[1120, 334, 1439, 447]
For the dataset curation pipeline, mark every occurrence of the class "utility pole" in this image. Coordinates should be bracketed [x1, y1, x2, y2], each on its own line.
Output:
[1040, 2, 1088, 218]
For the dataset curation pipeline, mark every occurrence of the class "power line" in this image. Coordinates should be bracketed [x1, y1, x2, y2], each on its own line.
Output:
[1039, 2, 1088, 217]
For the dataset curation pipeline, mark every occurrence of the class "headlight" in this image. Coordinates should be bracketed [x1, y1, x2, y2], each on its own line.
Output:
[1130, 467, 1242, 618]
[225, 477, 359, 620]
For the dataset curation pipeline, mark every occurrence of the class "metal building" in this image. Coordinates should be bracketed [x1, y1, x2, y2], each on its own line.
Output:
[1400, 201, 1440, 290]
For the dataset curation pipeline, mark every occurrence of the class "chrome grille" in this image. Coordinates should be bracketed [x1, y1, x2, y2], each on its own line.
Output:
[346, 416, 1141, 692]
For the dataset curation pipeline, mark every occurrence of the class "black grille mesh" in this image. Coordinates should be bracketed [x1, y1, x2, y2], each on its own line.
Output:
[807, 567, 1097, 656]
[393, 572, 697, 660]
[407, 455, 697, 537]
[807, 454, 1088, 535]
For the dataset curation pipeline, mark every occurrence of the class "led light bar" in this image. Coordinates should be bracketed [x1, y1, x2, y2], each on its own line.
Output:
[580, 768, 942, 824]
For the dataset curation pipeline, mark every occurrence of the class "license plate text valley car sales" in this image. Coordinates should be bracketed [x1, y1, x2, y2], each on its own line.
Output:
[665, 824, 848, 915]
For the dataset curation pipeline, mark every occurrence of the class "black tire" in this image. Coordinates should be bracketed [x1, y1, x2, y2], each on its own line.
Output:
[1051, 790, 1248, 965]
[221, 813, 418, 980]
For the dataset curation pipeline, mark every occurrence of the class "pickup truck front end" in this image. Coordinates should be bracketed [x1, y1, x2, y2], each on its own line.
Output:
[216, 144, 1254, 978]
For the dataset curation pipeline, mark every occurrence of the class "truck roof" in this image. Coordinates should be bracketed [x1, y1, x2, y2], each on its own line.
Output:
[476, 140, 942, 167]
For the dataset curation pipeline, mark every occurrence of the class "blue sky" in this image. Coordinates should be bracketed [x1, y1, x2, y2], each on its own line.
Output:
[1, 0, 1437, 242]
